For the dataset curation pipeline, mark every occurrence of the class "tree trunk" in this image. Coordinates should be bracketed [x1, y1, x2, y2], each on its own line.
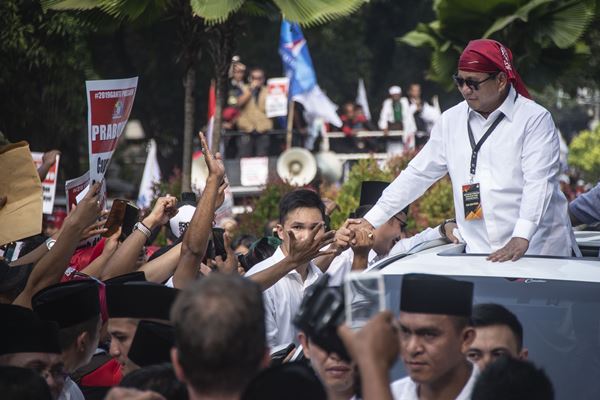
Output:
[207, 20, 237, 153]
[181, 65, 196, 192]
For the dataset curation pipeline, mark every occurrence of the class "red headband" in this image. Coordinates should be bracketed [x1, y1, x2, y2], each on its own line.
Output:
[458, 39, 530, 99]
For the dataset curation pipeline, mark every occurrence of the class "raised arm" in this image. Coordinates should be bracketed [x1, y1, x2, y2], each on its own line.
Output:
[172, 132, 225, 289]
[99, 196, 177, 280]
[13, 181, 102, 308]
[37, 149, 60, 181]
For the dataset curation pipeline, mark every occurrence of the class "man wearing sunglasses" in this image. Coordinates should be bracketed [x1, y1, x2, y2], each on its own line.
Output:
[349, 39, 573, 262]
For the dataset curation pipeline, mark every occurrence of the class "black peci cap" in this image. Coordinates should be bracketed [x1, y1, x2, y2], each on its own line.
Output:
[0, 318, 61, 355]
[358, 181, 389, 207]
[106, 282, 178, 321]
[127, 320, 174, 368]
[400, 274, 473, 317]
[0, 303, 36, 322]
[32, 280, 100, 329]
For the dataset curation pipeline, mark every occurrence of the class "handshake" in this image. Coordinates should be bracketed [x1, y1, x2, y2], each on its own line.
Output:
[332, 218, 376, 256]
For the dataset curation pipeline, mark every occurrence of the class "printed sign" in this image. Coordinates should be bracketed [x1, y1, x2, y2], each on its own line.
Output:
[240, 157, 269, 187]
[265, 77, 289, 118]
[65, 171, 107, 248]
[86, 77, 138, 184]
[31, 152, 60, 214]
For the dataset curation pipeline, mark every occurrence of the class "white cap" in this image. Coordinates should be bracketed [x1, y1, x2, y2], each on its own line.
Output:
[169, 204, 196, 238]
[389, 86, 402, 95]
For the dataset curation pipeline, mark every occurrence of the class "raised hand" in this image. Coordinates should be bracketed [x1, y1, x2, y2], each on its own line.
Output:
[198, 131, 225, 181]
[42, 149, 61, 166]
[287, 222, 336, 265]
[212, 232, 238, 274]
[69, 181, 103, 231]
[215, 179, 229, 210]
[351, 228, 374, 256]
[142, 195, 178, 229]
[332, 220, 356, 255]
[345, 218, 375, 245]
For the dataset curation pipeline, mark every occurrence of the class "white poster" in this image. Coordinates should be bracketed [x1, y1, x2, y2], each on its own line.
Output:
[31, 152, 60, 215]
[265, 77, 289, 118]
[86, 77, 138, 184]
[240, 157, 269, 187]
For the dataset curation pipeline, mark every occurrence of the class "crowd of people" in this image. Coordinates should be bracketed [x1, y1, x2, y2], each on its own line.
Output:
[221, 57, 443, 157]
[1, 38, 599, 400]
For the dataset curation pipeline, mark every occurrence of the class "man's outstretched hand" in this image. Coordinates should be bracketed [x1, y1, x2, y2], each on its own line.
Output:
[487, 237, 529, 262]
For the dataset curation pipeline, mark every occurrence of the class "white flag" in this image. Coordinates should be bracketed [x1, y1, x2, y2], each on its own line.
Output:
[137, 139, 161, 209]
[356, 78, 371, 120]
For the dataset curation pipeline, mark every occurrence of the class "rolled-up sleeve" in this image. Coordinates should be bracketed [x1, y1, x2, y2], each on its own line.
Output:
[512, 113, 559, 240]
[365, 119, 449, 228]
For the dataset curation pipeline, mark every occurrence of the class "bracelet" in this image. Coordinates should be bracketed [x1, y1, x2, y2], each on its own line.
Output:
[45, 238, 56, 250]
[134, 222, 152, 238]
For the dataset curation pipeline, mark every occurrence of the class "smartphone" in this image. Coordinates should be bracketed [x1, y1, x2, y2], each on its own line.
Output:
[121, 203, 140, 238]
[212, 228, 227, 261]
[343, 272, 385, 330]
[102, 199, 127, 237]
[270, 343, 296, 366]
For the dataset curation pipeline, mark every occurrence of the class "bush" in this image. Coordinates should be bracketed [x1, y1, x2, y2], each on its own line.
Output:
[569, 127, 600, 183]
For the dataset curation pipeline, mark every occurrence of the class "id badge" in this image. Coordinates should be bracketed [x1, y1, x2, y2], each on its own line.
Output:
[462, 183, 483, 220]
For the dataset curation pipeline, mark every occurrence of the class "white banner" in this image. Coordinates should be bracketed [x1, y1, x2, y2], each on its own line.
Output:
[266, 77, 289, 118]
[31, 152, 60, 215]
[137, 139, 161, 209]
[240, 157, 269, 187]
[86, 77, 138, 184]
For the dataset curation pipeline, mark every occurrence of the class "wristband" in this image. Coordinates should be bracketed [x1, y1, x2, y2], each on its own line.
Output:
[439, 218, 456, 238]
[134, 222, 152, 238]
[45, 238, 56, 251]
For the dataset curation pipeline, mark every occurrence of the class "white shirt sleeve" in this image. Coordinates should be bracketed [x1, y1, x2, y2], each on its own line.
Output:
[388, 227, 444, 256]
[263, 291, 279, 349]
[401, 97, 417, 134]
[364, 119, 449, 228]
[512, 110, 560, 240]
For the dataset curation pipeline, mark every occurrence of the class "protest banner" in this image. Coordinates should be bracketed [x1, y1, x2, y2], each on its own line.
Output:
[265, 77, 289, 118]
[86, 77, 138, 184]
[31, 152, 60, 215]
[240, 157, 269, 187]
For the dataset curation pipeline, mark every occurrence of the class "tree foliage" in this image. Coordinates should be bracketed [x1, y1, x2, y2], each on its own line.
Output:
[568, 125, 600, 182]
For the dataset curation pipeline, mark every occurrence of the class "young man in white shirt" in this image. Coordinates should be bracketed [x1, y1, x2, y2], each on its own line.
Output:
[392, 274, 478, 400]
[353, 39, 573, 261]
[245, 189, 332, 349]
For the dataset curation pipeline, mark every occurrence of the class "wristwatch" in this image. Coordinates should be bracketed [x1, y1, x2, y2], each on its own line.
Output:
[439, 218, 456, 239]
[133, 222, 152, 238]
[45, 238, 56, 250]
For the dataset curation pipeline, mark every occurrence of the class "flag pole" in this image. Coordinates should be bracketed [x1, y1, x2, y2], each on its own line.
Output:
[286, 99, 294, 149]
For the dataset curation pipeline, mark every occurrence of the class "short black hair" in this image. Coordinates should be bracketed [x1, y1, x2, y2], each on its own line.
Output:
[119, 363, 187, 400]
[471, 357, 554, 400]
[58, 314, 100, 351]
[471, 303, 523, 350]
[0, 366, 52, 400]
[171, 274, 266, 396]
[279, 189, 326, 225]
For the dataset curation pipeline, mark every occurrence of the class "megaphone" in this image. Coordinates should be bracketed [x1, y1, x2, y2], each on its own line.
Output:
[191, 152, 209, 192]
[315, 151, 343, 183]
[277, 147, 317, 186]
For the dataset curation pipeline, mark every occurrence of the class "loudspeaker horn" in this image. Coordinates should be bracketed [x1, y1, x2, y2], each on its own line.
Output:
[277, 147, 317, 186]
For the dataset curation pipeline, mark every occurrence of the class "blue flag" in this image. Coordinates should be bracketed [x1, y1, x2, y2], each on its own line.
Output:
[279, 20, 342, 127]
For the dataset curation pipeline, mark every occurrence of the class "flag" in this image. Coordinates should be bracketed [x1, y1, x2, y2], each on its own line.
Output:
[356, 78, 371, 120]
[279, 21, 342, 127]
[206, 80, 216, 151]
[137, 139, 161, 209]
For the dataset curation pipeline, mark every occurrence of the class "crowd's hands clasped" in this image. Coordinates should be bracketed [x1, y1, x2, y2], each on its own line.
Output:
[487, 237, 529, 262]
[336, 218, 376, 254]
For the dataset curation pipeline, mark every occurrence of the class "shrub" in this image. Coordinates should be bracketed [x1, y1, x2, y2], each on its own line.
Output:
[569, 126, 600, 183]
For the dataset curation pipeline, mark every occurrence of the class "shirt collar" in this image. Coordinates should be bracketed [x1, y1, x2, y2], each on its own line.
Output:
[468, 84, 517, 122]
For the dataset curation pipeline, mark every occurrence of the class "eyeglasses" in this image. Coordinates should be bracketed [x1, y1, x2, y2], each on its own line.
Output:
[392, 215, 408, 231]
[452, 72, 498, 91]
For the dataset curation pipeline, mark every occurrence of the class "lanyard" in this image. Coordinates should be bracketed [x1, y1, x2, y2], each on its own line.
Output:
[467, 113, 505, 180]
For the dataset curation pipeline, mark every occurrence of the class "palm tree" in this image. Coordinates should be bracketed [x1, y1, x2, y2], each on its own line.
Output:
[44, 0, 367, 191]
[398, 0, 596, 91]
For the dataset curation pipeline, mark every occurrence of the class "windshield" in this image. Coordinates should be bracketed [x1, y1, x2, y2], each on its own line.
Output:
[384, 274, 600, 400]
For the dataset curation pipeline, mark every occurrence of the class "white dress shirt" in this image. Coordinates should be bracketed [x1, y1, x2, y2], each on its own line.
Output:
[391, 364, 479, 400]
[326, 227, 444, 286]
[379, 98, 417, 135]
[245, 247, 322, 349]
[366, 85, 572, 256]
[59, 377, 85, 400]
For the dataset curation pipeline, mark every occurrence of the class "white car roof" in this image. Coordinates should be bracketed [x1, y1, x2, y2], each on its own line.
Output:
[378, 242, 600, 283]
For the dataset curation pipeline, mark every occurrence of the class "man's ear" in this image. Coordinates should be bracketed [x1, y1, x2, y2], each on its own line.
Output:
[298, 332, 311, 360]
[497, 72, 508, 92]
[519, 347, 529, 360]
[171, 347, 187, 384]
[77, 331, 88, 353]
[461, 327, 476, 353]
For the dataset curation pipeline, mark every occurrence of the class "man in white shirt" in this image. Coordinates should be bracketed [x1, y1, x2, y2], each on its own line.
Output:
[392, 274, 478, 400]
[379, 85, 417, 151]
[245, 189, 330, 349]
[355, 39, 572, 261]
[328, 181, 456, 286]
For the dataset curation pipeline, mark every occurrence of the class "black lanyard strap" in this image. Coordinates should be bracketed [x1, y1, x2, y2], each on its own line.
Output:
[467, 113, 505, 176]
